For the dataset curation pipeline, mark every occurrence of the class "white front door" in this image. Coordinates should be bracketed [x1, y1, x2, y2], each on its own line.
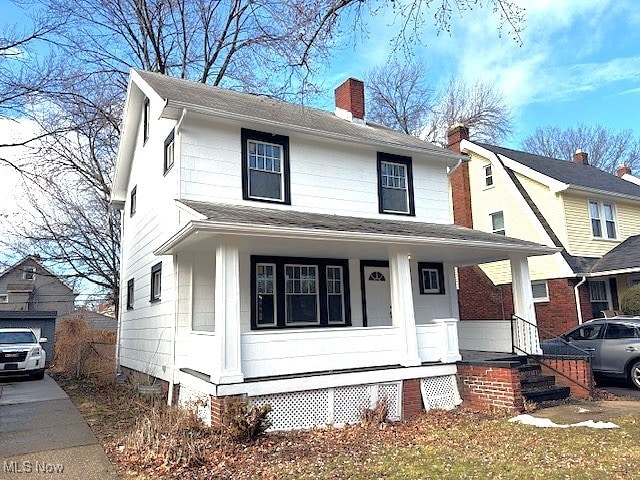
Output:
[363, 266, 392, 327]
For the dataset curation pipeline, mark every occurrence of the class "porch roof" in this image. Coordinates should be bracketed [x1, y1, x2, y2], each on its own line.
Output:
[587, 234, 640, 277]
[156, 201, 558, 265]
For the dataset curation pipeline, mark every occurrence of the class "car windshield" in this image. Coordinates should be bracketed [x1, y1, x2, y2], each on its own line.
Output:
[0, 331, 37, 344]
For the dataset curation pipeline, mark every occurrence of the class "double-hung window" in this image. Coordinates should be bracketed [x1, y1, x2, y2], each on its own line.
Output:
[377, 153, 415, 215]
[126, 279, 134, 310]
[251, 256, 350, 329]
[285, 265, 319, 325]
[143, 98, 150, 144]
[164, 129, 175, 174]
[242, 129, 290, 204]
[418, 262, 445, 295]
[150, 262, 162, 302]
[589, 280, 609, 318]
[23, 266, 36, 281]
[589, 200, 617, 239]
[130, 186, 137, 217]
[483, 164, 494, 187]
[490, 211, 505, 235]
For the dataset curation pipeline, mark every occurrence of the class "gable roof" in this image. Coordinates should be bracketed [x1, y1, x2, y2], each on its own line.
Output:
[589, 235, 640, 275]
[0, 255, 75, 293]
[134, 69, 456, 158]
[475, 143, 640, 201]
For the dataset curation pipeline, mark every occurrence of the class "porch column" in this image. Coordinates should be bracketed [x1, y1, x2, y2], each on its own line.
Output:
[388, 246, 421, 367]
[212, 239, 244, 384]
[510, 254, 541, 355]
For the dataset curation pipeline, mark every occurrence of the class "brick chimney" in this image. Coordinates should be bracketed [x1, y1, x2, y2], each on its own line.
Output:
[617, 163, 632, 177]
[447, 123, 470, 153]
[334, 78, 365, 123]
[447, 123, 473, 228]
[573, 149, 589, 165]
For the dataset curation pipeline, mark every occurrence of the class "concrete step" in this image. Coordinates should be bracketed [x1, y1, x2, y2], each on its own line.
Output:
[523, 385, 571, 404]
[521, 374, 556, 389]
[517, 364, 541, 378]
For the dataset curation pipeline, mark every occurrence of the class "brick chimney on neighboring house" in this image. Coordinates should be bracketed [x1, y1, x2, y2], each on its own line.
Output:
[573, 149, 589, 165]
[334, 78, 365, 124]
[617, 163, 632, 177]
[447, 124, 473, 228]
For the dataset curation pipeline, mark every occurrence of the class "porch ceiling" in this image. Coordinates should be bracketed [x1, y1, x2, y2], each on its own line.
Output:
[156, 200, 559, 265]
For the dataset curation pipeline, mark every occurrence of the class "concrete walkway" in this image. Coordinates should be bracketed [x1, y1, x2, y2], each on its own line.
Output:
[0, 375, 119, 480]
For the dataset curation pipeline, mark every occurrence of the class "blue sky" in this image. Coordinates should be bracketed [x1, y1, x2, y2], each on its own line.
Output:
[320, 0, 640, 148]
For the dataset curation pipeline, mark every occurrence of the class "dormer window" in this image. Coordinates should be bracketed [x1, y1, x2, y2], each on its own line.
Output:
[377, 153, 415, 216]
[23, 266, 36, 281]
[241, 129, 290, 204]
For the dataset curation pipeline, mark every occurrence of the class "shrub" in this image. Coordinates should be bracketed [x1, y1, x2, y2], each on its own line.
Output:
[360, 397, 389, 428]
[125, 403, 211, 467]
[621, 284, 640, 315]
[224, 398, 272, 442]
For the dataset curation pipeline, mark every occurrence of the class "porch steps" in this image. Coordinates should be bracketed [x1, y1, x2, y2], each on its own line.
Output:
[518, 362, 570, 405]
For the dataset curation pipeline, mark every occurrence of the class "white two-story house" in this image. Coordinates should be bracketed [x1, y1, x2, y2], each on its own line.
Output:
[110, 70, 555, 429]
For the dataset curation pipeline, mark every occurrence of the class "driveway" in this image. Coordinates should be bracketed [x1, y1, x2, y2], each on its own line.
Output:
[0, 375, 118, 480]
[595, 377, 640, 399]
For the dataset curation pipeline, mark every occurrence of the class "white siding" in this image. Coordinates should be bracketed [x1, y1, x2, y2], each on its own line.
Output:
[179, 117, 451, 224]
[118, 95, 180, 382]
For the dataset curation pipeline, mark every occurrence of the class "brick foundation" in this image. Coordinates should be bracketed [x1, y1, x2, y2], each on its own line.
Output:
[537, 356, 594, 399]
[211, 394, 247, 427]
[401, 379, 423, 420]
[457, 363, 524, 413]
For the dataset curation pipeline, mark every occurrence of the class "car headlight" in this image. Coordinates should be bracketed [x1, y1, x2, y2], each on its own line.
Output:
[31, 347, 40, 356]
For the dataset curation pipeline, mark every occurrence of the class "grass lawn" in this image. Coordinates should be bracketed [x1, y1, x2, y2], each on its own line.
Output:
[53, 374, 640, 480]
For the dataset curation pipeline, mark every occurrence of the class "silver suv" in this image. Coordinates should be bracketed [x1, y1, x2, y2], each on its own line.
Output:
[541, 317, 640, 389]
[0, 328, 47, 380]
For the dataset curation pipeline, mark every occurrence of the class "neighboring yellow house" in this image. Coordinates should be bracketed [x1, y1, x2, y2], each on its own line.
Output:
[449, 128, 640, 336]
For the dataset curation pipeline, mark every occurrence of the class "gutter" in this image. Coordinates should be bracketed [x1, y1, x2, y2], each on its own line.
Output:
[574, 276, 588, 324]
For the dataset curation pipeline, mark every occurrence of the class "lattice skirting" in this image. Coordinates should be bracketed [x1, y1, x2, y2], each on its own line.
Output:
[178, 383, 213, 426]
[250, 382, 402, 431]
[420, 375, 462, 411]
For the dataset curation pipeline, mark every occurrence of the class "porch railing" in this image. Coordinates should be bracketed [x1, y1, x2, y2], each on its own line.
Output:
[511, 314, 594, 395]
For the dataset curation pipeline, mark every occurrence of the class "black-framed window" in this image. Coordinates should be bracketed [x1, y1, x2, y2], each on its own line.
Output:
[130, 186, 137, 217]
[164, 129, 175, 174]
[143, 97, 150, 144]
[377, 152, 415, 215]
[251, 255, 350, 329]
[126, 278, 134, 310]
[150, 262, 162, 302]
[241, 128, 291, 204]
[418, 262, 445, 295]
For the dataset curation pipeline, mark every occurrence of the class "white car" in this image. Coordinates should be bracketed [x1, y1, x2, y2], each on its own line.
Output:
[0, 328, 47, 380]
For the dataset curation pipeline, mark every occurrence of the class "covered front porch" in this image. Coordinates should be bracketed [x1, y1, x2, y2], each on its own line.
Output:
[157, 201, 557, 391]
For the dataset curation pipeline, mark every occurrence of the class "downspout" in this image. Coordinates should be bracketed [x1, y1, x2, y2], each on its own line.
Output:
[574, 276, 587, 324]
[115, 209, 124, 375]
[168, 108, 186, 406]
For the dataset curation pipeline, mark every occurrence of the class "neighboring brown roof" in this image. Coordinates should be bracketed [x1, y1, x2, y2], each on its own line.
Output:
[179, 200, 551, 249]
[136, 69, 454, 158]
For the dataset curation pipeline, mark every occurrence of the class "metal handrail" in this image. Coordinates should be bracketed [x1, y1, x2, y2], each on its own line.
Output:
[511, 314, 592, 357]
[511, 314, 594, 396]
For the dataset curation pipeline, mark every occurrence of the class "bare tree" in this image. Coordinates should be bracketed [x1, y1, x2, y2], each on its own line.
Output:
[366, 61, 513, 145]
[5, 0, 526, 309]
[365, 60, 433, 135]
[521, 124, 640, 174]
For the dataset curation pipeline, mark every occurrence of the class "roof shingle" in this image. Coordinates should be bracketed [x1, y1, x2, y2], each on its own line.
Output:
[477, 143, 640, 199]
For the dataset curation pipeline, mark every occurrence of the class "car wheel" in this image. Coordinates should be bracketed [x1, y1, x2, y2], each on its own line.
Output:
[629, 360, 640, 389]
[29, 369, 45, 380]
